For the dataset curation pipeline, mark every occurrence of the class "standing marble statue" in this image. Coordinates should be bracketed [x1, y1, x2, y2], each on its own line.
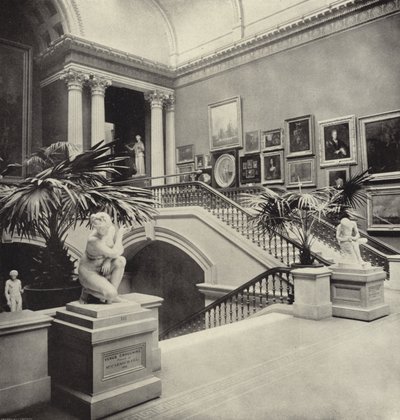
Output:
[78, 212, 127, 304]
[336, 217, 368, 266]
[126, 135, 145, 176]
[5, 270, 23, 312]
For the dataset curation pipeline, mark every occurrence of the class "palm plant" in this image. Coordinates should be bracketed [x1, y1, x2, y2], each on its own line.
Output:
[0, 141, 156, 288]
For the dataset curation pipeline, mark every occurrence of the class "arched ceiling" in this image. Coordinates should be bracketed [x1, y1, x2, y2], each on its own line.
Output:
[21, 0, 357, 67]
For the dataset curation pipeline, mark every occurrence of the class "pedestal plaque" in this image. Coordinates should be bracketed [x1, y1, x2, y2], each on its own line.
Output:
[51, 301, 161, 419]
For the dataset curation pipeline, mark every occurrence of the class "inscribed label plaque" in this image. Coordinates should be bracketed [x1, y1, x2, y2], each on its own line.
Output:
[103, 343, 146, 380]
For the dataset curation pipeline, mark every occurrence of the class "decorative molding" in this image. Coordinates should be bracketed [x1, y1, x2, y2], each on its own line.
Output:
[85, 73, 112, 95]
[59, 68, 86, 88]
[165, 93, 176, 111]
[144, 90, 169, 108]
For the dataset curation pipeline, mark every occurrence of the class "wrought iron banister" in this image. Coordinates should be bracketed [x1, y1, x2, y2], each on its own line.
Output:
[160, 266, 293, 340]
[150, 181, 333, 267]
[220, 185, 267, 205]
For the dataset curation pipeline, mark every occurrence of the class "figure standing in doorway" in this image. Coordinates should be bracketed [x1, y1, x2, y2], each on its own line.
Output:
[126, 135, 146, 176]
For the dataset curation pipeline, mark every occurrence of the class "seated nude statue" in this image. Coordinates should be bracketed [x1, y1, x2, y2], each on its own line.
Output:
[336, 217, 368, 266]
[78, 212, 127, 304]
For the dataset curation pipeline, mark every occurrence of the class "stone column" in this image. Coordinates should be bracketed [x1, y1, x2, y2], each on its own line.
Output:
[60, 69, 85, 155]
[86, 74, 112, 146]
[145, 90, 167, 186]
[165, 94, 176, 184]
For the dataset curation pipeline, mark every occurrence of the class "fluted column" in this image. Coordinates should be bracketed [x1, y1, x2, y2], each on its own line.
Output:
[86, 74, 112, 146]
[145, 90, 167, 186]
[165, 94, 176, 184]
[60, 69, 85, 155]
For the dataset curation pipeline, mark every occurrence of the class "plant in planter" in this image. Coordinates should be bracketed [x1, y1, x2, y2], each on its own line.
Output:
[0, 141, 156, 310]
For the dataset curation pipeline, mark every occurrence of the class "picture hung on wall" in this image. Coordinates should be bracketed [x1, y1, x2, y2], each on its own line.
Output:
[213, 153, 236, 188]
[326, 167, 349, 189]
[208, 96, 242, 152]
[287, 158, 315, 187]
[319, 115, 357, 167]
[204, 154, 211, 168]
[262, 151, 284, 184]
[359, 110, 400, 180]
[195, 154, 205, 169]
[367, 187, 400, 231]
[262, 129, 283, 151]
[240, 154, 261, 184]
[0, 39, 31, 178]
[176, 145, 194, 164]
[177, 163, 195, 183]
[285, 115, 314, 158]
[244, 130, 260, 154]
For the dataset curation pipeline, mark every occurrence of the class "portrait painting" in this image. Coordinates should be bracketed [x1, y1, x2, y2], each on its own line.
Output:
[177, 163, 195, 183]
[213, 153, 237, 188]
[244, 130, 260, 153]
[285, 115, 313, 157]
[367, 187, 400, 231]
[176, 144, 194, 164]
[287, 158, 315, 187]
[240, 154, 261, 184]
[195, 154, 205, 169]
[319, 116, 356, 167]
[0, 40, 31, 177]
[360, 110, 400, 180]
[262, 129, 283, 151]
[209, 97, 242, 152]
[263, 151, 284, 184]
[326, 167, 349, 189]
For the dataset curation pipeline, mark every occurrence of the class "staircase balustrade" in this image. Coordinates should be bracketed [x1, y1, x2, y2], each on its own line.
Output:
[160, 267, 293, 340]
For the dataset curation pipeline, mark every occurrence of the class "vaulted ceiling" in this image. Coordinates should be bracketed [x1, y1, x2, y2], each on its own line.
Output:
[19, 0, 356, 66]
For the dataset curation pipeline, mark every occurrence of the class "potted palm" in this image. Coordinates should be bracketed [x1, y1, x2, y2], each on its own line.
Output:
[0, 141, 156, 310]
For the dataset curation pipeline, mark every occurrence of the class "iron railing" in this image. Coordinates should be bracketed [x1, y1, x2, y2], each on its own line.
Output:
[160, 266, 294, 340]
[150, 181, 332, 267]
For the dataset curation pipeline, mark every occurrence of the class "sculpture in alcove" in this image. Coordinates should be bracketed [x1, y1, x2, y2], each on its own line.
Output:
[126, 135, 146, 176]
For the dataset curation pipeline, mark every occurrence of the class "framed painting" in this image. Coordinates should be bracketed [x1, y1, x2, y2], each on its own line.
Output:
[213, 153, 237, 188]
[359, 110, 400, 180]
[176, 144, 194, 164]
[326, 167, 349, 189]
[244, 130, 260, 154]
[367, 187, 400, 231]
[195, 154, 205, 169]
[0, 39, 31, 178]
[287, 158, 315, 187]
[262, 129, 283, 151]
[319, 115, 356, 167]
[285, 115, 314, 158]
[208, 97, 242, 152]
[262, 151, 284, 185]
[240, 154, 261, 184]
[204, 154, 211, 168]
[177, 163, 195, 183]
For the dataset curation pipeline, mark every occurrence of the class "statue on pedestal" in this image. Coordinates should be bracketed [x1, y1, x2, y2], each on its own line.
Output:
[126, 135, 145, 176]
[5, 270, 23, 311]
[78, 213, 127, 304]
[336, 217, 368, 266]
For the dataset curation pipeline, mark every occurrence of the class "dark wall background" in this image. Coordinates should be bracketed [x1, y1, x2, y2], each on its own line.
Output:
[126, 241, 205, 333]
[174, 14, 400, 247]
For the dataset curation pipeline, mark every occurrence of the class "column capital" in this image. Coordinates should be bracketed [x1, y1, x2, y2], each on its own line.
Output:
[86, 73, 112, 95]
[60, 69, 86, 90]
[165, 93, 175, 111]
[144, 90, 168, 108]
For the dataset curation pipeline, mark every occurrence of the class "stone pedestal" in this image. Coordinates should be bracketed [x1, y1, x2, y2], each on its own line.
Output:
[0, 310, 52, 416]
[292, 267, 333, 320]
[51, 300, 161, 419]
[330, 263, 390, 321]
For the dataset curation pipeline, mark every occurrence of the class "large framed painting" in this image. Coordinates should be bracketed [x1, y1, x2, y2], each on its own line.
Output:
[319, 115, 356, 167]
[0, 39, 31, 178]
[262, 151, 284, 185]
[367, 187, 400, 231]
[285, 115, 314, 158]
[176, 144, 194, 164]
[359, 110, 400, 180]
[208, 97, 242, 152]
[287, 158, 315, 188]
[244, 130, 260, 154]
[326, 167, 349, 189]
[240, 154, 261, 184]
[262, 129, 283, 151]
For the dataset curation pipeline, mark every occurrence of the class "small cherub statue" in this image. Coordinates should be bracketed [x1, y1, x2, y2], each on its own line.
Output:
[78, 212, 127, 304]
[5, 270, 24, 312]
[336, 217, 368, 266]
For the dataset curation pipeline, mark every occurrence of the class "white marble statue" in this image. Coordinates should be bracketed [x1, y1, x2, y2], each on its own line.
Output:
[78, 212, 127, 304]
[336, 217, 368, 266]
[5, 270, 23, 312]
[126, 135, 145, 176]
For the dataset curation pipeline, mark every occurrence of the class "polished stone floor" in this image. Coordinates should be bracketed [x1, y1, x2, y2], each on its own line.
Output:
[29, 288, 400, 420]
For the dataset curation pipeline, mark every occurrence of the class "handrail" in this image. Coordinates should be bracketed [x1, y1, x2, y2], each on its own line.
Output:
[112, 170, 203, 186]
[150, 181, 333, 267]
[160, 266, 293, 340]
